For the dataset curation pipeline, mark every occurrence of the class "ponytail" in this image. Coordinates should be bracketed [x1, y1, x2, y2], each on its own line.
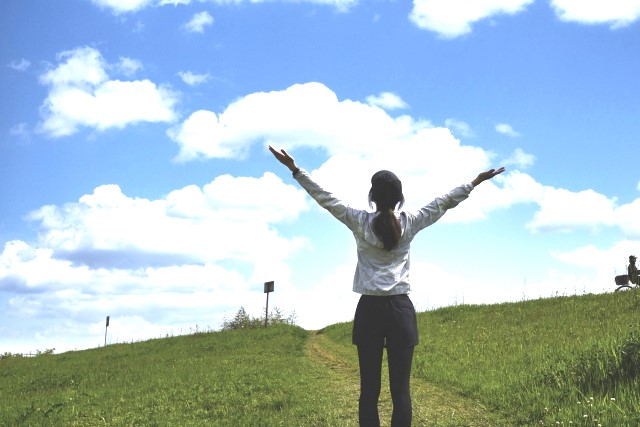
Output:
[369, 170, 404, 251]
[373, 208, 402, 250]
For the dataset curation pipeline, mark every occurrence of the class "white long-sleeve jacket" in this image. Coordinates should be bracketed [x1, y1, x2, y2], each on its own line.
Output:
[293, 169, 474, 296]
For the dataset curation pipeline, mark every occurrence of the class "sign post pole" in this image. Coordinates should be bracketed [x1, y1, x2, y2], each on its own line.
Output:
[104, 316, 110, 346]
[264, 281, 274, 328]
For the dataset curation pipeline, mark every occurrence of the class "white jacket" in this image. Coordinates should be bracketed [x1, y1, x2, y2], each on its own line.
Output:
[294, 169, 474, 295]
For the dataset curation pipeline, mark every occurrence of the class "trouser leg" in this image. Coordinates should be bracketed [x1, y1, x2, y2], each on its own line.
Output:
[387, 345, 415, 427]
[357, 344, 384, 427]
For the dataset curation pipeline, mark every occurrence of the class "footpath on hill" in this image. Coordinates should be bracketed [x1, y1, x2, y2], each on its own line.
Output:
[305, 330, 512, 427]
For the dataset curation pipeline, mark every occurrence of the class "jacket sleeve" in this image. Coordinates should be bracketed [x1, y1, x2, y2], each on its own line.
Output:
[404, 184, 474, 238]
[293, 169, 365, 232]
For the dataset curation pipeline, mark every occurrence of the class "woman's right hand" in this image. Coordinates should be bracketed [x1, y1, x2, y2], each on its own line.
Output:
[471, 167, 506, 187]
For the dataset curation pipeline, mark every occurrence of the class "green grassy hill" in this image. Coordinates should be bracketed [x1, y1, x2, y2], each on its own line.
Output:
[2, 290, 639, 426]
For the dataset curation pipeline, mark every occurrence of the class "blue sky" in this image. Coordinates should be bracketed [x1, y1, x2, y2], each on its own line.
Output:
[2, 0, 640, 354]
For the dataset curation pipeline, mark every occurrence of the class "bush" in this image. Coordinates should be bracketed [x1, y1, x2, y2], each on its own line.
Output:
[221, 307, 297, 331]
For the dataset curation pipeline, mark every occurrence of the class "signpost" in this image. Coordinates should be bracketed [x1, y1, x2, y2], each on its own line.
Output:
[104, 316, 110, 346]
[264, 281, 274, 328]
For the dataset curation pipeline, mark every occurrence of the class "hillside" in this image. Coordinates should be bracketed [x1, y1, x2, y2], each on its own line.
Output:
[1, 290, 639, 426]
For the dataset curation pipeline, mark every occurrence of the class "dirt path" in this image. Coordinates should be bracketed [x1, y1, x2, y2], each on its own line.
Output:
[305, 330, 512, 427]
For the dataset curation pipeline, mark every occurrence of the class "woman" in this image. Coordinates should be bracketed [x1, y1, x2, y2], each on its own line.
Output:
[269, 146, 505, 427]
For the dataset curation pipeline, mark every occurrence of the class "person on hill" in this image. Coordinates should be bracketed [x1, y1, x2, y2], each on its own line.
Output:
[269, 145, 505, 427]
[616, 255, 639, 288]
[628, 255, 638, 285]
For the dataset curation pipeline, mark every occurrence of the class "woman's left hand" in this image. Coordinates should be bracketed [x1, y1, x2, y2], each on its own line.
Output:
[269, 146, 298, 172]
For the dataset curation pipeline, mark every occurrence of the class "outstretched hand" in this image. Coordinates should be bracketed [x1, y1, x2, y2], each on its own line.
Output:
[269, 145, 298, 172]
[471, 166, 506, 187]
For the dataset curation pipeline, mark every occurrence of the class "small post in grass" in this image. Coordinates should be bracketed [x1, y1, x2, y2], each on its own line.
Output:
[264, 281, 274, 328]
[104, 315, 110, 346]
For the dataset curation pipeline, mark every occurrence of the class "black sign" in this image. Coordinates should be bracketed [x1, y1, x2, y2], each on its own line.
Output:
[264, 281, 274, 293]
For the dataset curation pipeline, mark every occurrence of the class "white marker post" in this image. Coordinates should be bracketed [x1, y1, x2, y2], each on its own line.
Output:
[264, 281, 274, 328]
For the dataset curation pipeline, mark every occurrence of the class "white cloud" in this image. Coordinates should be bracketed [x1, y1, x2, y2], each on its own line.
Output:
[495, 122, 520, 137]
[409, 0, 534, 38]
[365, 92, 409, 110]
[38, 46, 179, 137]
[91, 0, 156, 14]
[116, 57, 143, 76]
[91, 0, 355, 14]
[503, 148, 535, 169]
[0, 171, 313, 351]
[168, 82, 433, 163]
[527, 187, 617, 233]
[178, 71, 211, 86]
[552, 240, 640, 281]
[27, 174, 308, 267]
[8, 58, 31, 71]
[184, 11, 214, 33]
[445, 118, 475, 138]
[495, 171, 640, 237]
[551, 0, 640, 28]
[169, 83, 640, 239]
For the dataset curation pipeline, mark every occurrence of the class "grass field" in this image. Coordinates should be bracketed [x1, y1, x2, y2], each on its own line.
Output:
[1, 289, 639, 426]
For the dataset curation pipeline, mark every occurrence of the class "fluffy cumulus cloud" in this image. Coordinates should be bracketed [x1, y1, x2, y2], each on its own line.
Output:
[409, 0, 640, 37]
[91, 0, 156, 14]
[38, 46, 179, 137]
[504, 148, 535, 169]
[365, 92, 409, 110]
[166, 81, 640, 234]
[409, 0, 535, 38]
[445, 118, 475, 138]
[27, 174, 308, 268]
[169, 82, 436, 164]
[499, 171, 640, 236]
[495, 123, 520, 137]
[178, 71, 211, 86]
[0, 172, 313, 351]
[183, 11, 214, 33]
[551, 0, 640, 28]
[92, 0, 356, 14]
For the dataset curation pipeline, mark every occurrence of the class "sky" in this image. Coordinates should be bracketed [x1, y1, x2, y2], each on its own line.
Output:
[1, 0, 640, 354]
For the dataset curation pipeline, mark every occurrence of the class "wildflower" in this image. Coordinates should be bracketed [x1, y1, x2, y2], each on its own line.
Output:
[611, 397, 616, 402]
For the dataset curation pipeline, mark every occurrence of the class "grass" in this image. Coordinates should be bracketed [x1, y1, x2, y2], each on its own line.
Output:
[2, 289, 639, 426]
[0, 325, 355, 426]
[324, 289, 640, 426]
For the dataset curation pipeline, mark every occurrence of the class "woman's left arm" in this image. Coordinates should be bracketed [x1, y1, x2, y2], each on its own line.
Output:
[269, 146, 299, 173]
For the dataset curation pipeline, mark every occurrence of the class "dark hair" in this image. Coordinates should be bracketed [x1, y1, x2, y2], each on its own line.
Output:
[368, 171, 404, 251]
